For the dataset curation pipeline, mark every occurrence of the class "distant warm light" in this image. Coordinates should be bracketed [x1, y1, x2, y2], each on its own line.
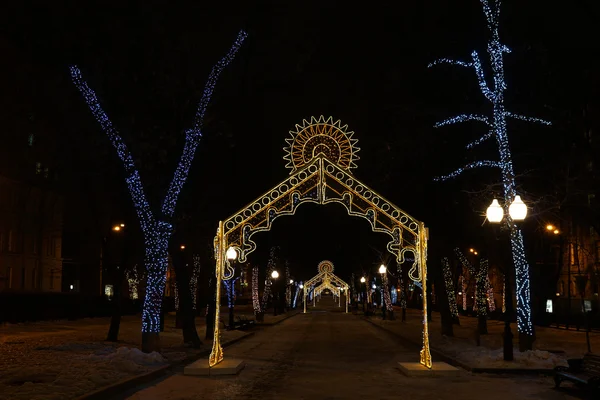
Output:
[360, 277, 366, 283]
[180, 245, 186, 250]
[70, 284, 74, 290]
[120, 223, 125, 227]
[546, 224, 554, 231]
[469, 248, 474, 253]
[553, 229, 560, 235]
[474, 251, 478, 255]
[289, 279, 294, 284]
[271, 270, 279, 279]
[378, 265, 387, 274]
[112, 226, 121, 232]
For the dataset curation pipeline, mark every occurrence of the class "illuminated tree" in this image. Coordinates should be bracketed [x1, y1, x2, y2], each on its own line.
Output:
[441, 257, 460, 321]
[69, 31, 247, 351]
[430, 0, 550, 348]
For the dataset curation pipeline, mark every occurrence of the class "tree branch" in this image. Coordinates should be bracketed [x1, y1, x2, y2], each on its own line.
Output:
[505, 112, 551, 126]
[434, 114, 491, 128]
[471, 51, 493, 101]
[434, 160, 501, 182]
[466, 129, 494, 149]
[428, 58, 472, 68]
[161, 30, 247, 217]
[69, 65, 155, 232]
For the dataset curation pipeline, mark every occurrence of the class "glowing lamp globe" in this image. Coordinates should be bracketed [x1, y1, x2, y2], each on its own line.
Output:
[299, 284, 303, 289]
[509, 195, 527, 221]
[360, 277, 366, 283]
[486, 199, 504, 223]
[271, 270, 279, 279]
[226, 247, 237, 260]
[378, 265, 387, 274]
[289, 279, 294, 284]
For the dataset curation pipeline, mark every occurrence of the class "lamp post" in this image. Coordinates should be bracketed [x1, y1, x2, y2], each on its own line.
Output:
[271, 270, 279, 316]
[486, 194, 528, 358]
[360, 276, 366, 312]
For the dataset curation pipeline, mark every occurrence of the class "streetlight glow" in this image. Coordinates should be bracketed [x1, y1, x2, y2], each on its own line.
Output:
[553, 229, 560, 235]
[299, 284, 303, 289]
[180, 245, 186, 250]
[486, 199, 504, 223]
[120, 223, 125, 227]
[112, 225, 121, 232]
[226, 247, 237, 260]
[360, 277, 366, 283]
[469, 248, 474, 253]
[378, 265, 386, 274]
[271, 270, 279, 279]
[289, 279, 294, 284]
[508, 195, 527, 221]
[546, 224, 554, 231]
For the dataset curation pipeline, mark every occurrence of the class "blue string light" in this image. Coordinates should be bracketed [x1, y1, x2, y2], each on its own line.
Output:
[224, 277, 239, 308]
[430, 0, 550, 338]
[69, 30, 247, 335]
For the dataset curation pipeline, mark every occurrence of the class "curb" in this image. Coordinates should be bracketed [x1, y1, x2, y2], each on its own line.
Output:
[76, 332, 254, 400]
[361, 316, 555, 375]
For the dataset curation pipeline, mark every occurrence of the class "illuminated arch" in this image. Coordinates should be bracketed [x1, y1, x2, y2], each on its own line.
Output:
[210, 117, 431, 370]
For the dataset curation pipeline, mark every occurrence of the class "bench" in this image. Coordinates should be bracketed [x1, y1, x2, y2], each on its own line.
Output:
[236, 315, 256, 330]
[554, 353, 600, 394]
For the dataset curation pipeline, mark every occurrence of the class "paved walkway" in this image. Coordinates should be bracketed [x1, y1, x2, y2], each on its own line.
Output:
[119, 297, 579, 400]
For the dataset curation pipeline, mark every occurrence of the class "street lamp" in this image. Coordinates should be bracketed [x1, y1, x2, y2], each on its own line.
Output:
[180, 245, 186, 250]
[487, 195, 527, 223]
[226, 247, 237, 260]
[378, 265, 387, 274]
[299, 283, 303, 289]
[289, 279, 294, 284]
[271, 270, 279, 316]
[360, 277, 366, 283]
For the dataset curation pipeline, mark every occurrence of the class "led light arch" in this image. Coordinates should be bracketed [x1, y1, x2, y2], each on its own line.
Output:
[302, 260, 349, 312]
[210, 116, 431, 369]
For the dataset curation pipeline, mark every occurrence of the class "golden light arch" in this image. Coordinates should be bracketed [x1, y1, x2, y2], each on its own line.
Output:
[303, 260, 350, 312]
[210, 116, 431, 369]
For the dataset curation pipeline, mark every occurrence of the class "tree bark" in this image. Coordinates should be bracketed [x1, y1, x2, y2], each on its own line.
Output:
[205, 277, 216, 340]
[173, 254, 201, 348]
[141, 238, 170, 353]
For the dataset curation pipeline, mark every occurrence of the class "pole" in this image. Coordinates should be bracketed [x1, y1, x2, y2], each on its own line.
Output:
[209, 221, 225, 367]
[303, 288, 307, 313]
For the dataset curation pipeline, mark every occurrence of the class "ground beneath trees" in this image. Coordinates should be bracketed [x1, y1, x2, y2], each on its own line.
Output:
[121, 297, 582, 400]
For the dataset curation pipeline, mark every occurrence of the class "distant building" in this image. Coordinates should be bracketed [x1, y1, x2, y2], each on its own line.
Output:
[0, 36, 64, 293]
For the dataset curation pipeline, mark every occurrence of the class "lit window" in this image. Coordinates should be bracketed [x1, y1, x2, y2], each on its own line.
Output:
[28, 133, 34, 147]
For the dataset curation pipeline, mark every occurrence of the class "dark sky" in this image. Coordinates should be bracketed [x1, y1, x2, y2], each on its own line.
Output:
[3, 1, 599, 280]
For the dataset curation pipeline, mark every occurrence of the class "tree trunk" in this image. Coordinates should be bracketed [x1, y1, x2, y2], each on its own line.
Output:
[510, 227, 535, 350]
[173, 255, 201, 348]
[141, 238, 170, 353]
[106, 265, 123, 341]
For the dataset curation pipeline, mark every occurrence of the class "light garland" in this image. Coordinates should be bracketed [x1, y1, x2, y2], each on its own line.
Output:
[224, 277, 239, 308]
[487, 277, 495, 312]
[475, 259, 489, 316]
[191, 255, 200, 310]
[262, 247, 277, 310]
[502, 279, 506, 313]
[441, 257, 459, 318]
[126, 266, 140, 300]
[382, 273, 394, 312]
[462, 276, 467, 310]
[430, 0, 549, 338]
[252, 265, 261, 313]
[69, 30, 247, 336]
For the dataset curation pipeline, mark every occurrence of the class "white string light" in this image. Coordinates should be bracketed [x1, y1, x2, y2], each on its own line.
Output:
[69, 31, 247, 334]
[441, 257, 459, 318]
[430, 1, 548, 337]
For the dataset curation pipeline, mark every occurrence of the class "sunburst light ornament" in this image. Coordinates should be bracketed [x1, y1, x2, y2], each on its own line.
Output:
[283, 116, 360, 174]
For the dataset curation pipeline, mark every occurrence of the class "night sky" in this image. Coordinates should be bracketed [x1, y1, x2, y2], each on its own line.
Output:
[3, 1, 599, 281]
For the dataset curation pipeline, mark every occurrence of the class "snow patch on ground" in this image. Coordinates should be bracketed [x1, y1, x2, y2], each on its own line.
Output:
[437, 336, 569, 369]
